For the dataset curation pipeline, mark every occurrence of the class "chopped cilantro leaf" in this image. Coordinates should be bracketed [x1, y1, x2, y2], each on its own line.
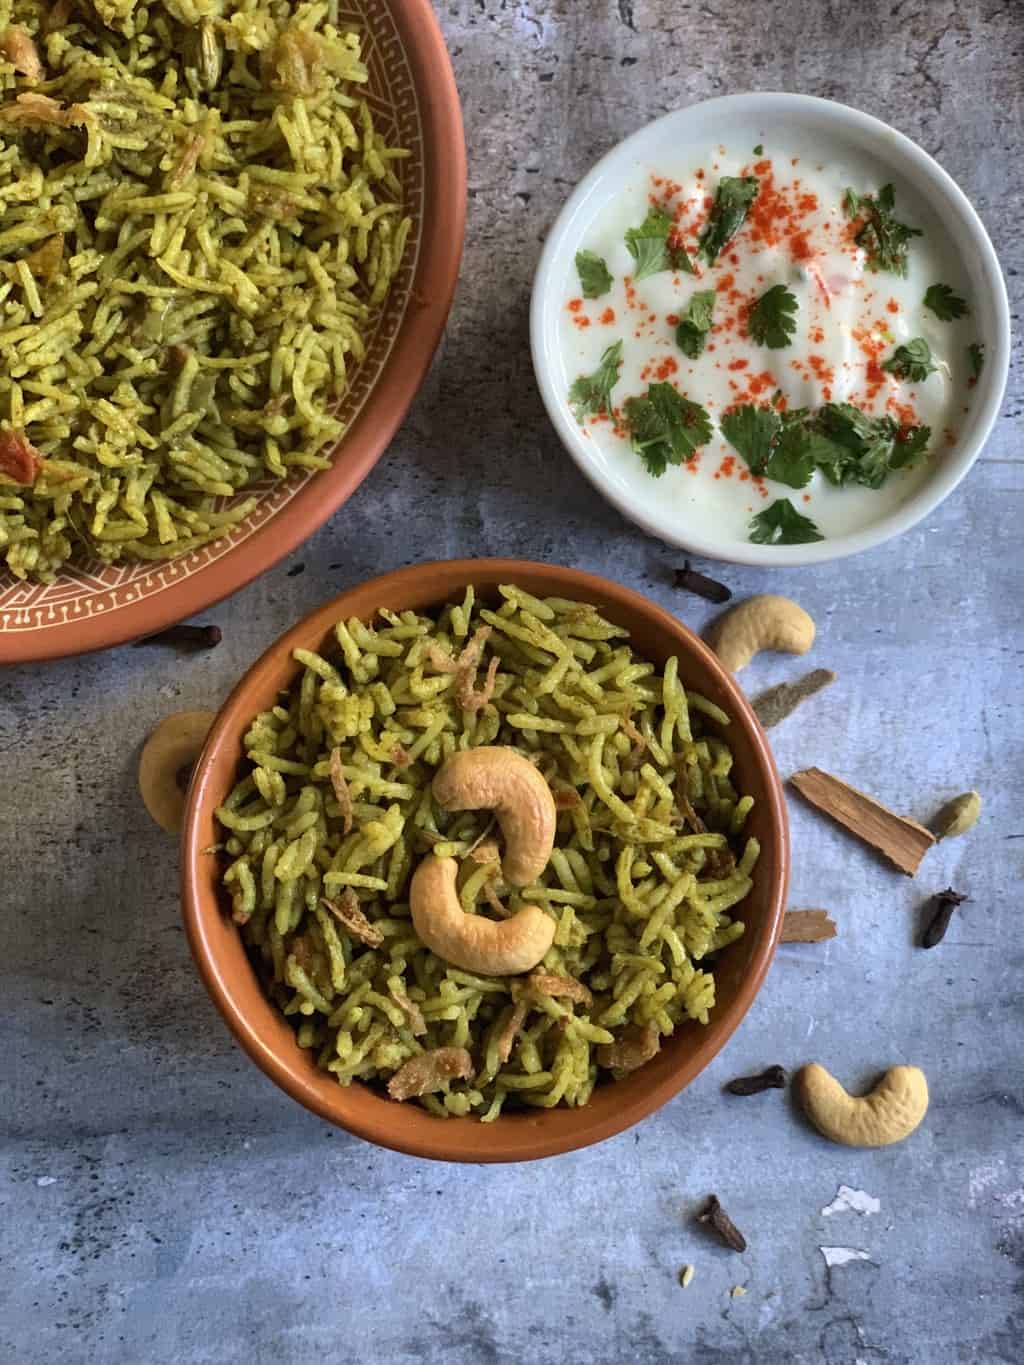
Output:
[575, 249, 613, 299]
[764, 425, 818, 488]
[698, 176, 759, 265]
[720, 404, 780, 475]
[749, 498, 824, 545]
[723, 400, 932, 491]
[674, 289, 717, 359]
[881, 337, 937, 384]
[568, 341, 623, 423]
[748, 284, 799, 349]
[623, 382, 713, 477]
[847, 183, 922, 276]
[890, 423, 933, 469]
[624, 208, 694, 281]
[753, 143, 764, 156]
[968, 342, 985, 381]
[923, 282, 969, 321]
[818, 402, 930, 488]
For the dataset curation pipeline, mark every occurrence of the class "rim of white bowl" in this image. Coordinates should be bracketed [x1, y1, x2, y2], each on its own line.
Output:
[530, 92, 1011, 567]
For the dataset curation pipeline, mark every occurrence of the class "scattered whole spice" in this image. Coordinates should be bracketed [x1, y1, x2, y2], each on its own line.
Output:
[789, 767, 935, 876]
[678, 1263, 695, 1289]
[672, 560, 732, 604]
[134, 623, 222, 651]
[932, 790, 982, 840]
[781, 909, 837, 943]
[697, 1195, 747, 1253]
[751, 668, 836, 729]
[920, 888, 968, 948]
[725, 1065, 787, 1095]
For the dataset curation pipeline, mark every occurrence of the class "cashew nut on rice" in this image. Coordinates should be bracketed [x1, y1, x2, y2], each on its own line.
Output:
[708, 595, 816, 673]
[138, 710, 215, 834]
[410, 856, 555, 976]
[431, 745, 557, 885]
[797, 1063, 929, 1147]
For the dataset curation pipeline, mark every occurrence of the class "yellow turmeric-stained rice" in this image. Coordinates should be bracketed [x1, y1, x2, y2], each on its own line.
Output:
[0, 0, 409, 581]
[216, 586, 759, 1120]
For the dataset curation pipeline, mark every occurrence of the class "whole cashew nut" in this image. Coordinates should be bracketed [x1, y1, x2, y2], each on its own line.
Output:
[410, 855, 555, 976]
[797, 1063, 929, 1147]
[708, 595, 815, 673]
[432, 745, 556, 886]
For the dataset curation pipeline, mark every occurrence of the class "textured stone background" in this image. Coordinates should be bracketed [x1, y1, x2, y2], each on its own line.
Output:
[2, 2, 1022, 1362]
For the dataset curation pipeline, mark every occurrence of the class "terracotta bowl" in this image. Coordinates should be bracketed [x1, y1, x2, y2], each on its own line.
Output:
[181, 560, 789, 1161]
[0, 0, 465, 664]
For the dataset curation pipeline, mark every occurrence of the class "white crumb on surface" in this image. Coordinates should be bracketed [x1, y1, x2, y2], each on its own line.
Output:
[820, 1246, 872, 1267]
[821, 1185, 881, 1217]
[35, 1176, 57, 1187]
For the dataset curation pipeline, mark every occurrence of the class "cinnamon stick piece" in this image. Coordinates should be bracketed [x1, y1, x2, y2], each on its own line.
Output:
[790, 767, 935, 876]
[781, 909, 837, 943]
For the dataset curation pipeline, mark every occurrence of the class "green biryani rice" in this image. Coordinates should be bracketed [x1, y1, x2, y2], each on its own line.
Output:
[0, 0, 410, 581]
[216, 585, 759, 1120]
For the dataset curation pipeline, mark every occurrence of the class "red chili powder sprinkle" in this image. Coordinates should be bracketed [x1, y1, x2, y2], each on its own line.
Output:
[666, 313, 680, 326]
[567, 298, 583, 313]
[802, 493, 812, 503]
[572, 315, 591, 329]
[653, 356, 679, 381]
[810, 325, 825, 344]
[728, 358, 749, 372]
[887, 298, 900, 314]
[740, 164, 827, 266]
[600, 307, 616, 325]
[808, 355, 835, 386]
[746, 369, 775, 398]
[944, 427, 957, 447]
[890, 401, 918, 427]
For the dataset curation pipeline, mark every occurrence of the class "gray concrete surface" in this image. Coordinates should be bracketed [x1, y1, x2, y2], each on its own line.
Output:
[2, 1, 1022, 1361]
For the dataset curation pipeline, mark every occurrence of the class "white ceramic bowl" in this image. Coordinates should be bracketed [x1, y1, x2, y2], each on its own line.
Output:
[531, 93, 1010, 566]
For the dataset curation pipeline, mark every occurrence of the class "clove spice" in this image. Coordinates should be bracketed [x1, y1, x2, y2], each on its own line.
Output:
[697, 1195, 747, 1252]
[672, 560, 732, 604]
[725, 1065, 787, 1096]
[134, 623, 222, 650]
[920, 887, 968, 948]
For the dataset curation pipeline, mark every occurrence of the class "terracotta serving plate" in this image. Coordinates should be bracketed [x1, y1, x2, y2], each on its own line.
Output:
[181, 559, 789, 1162]
[0, 1, 466, 664]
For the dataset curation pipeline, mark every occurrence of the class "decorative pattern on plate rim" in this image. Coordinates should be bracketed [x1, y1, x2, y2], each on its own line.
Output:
[0, 1, 424, 636]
